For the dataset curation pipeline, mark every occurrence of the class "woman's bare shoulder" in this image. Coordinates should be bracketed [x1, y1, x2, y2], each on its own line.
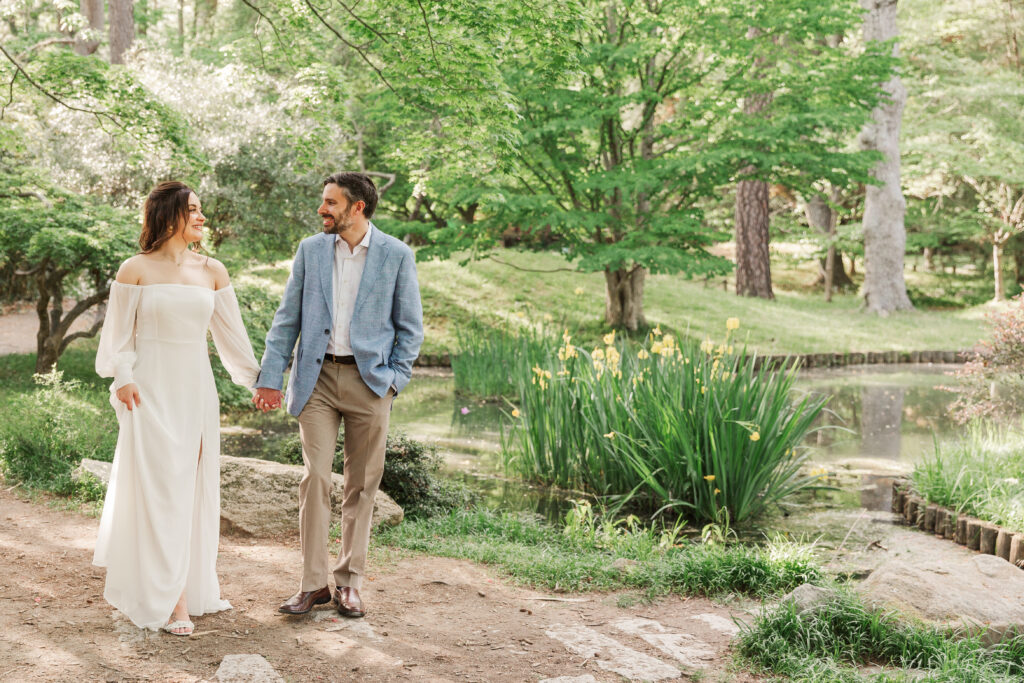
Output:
[203, 256, 231, 289]
[115, 255, 146, 285]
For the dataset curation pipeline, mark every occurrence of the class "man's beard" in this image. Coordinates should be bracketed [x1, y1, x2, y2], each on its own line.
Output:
[322, 214, 354, 235]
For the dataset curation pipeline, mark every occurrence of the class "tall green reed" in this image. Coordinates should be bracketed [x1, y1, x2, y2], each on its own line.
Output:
[503, 321, 829, 524]
[452, 319, 557, 399]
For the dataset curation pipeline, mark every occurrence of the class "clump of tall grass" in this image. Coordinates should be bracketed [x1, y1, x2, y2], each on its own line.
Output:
[452, 319, 557, 399]
[378, 502, 822, 597]
[738, 588, 1024, 681]
[503, 321, 829, 524]
[913, 423, 1024, 531]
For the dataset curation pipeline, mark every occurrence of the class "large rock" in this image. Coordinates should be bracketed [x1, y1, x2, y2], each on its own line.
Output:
[778, 583, 840, 615]
[220, 455, 403, 536]
[857, 555, 1024, 641]
[74, 457, 404, 537]
[72, 459, 112, 486]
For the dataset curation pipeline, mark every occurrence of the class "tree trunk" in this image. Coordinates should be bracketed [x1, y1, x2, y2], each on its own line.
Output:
[137, 0, 148, 36]
[923, 246, 935, 270]
[74, 0, 104, 56]
[735, 173, 774, 298]
[859, 0, 913, 314]
[734, 27, 774, 300]
[32, 266, 108, 373]
[994, 240, 1006, 302]
[604, 267, 646, 331]
[805, 190, 855, 293]
[109, 0, 135, 64]
[178, 0, 185, 50]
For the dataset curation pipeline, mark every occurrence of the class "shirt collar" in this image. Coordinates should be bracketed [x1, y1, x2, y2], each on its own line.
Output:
[335, 224, 372, 253]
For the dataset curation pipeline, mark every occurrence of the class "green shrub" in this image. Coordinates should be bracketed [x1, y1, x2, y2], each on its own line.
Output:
[503, 322, 829, 524]
[273, 431, 477, 518]
[0, 371, 117, 494]
[211, 282, 279, 409]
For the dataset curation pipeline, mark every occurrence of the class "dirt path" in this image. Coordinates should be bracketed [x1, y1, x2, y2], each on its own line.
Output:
[0, 487, 758, 682]
[0, 304, 100, 356]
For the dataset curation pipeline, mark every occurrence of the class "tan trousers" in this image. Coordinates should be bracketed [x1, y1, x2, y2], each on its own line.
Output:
[296, 362, 393, 591]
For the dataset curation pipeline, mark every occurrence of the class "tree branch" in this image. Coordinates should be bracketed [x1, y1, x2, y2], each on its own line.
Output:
[59, 314, 105, 354]
[415, 0, 442, 72]
[336, 0, 395, 44]
[362, 170, 396, 193]
[238, 0, 296, 68]
[487, 255, 576, 272]
[56, 287, 110, 339]
[16, 38, 75, 60]
[302, 0, 395, 93]
[0, 43, 128, 131]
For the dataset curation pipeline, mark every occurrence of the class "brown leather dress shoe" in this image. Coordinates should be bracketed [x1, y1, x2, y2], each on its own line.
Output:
[335, 586, 365, 618]
[278, 586, 332, 615]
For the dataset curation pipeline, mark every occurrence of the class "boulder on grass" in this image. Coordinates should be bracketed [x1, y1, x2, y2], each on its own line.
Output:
[72, 457, 405, 538]
[857, 555, 1024, 642]
[220, 455, 403, 536]
[778, 583, 840, 615]
[72, 459, 112, 487]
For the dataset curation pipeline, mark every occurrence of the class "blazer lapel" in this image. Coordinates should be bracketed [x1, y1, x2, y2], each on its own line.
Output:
[318, 232, 334, 323]
[353, 224, 389, 317]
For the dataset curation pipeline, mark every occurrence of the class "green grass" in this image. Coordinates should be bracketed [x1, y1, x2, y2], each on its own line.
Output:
[236, 250, 992, 357]
[737, 588, 1024, 682]
[415, 251, 991, 356]
[375, 506, 822, 597]
[913, 423, 1024, 533]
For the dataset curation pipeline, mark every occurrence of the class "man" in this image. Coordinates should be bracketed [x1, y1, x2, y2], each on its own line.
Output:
[253, 172, 423, 618]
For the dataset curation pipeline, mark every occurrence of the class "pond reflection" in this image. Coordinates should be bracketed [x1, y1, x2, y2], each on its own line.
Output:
[798, 364, 960, 464]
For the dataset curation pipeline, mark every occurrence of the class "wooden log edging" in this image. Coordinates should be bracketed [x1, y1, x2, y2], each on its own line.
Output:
[413, 349, 968, 369]
[891, 478, 1024, 569]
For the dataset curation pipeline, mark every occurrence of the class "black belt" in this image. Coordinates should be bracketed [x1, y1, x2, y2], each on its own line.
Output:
[324, 353, 357, 365]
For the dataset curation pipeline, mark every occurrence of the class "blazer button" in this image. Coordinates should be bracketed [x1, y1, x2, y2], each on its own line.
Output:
[324, 329, 330, 334]
[316, 358, 321, 364]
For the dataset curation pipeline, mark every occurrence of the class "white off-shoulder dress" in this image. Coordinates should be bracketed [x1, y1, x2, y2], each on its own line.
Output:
[93, 282, 261, 630]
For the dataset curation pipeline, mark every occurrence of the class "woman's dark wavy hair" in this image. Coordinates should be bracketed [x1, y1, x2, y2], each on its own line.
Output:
[139, 181, 200, 254]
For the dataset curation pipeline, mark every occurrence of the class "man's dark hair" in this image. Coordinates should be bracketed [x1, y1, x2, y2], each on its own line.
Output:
[323, 172, 378, 219]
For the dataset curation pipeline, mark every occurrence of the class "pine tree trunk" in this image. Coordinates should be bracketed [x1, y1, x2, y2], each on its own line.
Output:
[734, 27, 774, 300]
[859, 0, 913, 314]
[604, 267, 646, 331]
[109, 0, 135, 64]
[74, 0, 104, 55]
[735, 172, 774, 298]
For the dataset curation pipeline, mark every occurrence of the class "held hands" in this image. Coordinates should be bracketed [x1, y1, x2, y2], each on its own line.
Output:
[252, 387, 283, 413]
[115, 383, 141, 411]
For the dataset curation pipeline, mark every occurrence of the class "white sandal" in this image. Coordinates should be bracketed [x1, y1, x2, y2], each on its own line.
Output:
[161, 619, 195, 636]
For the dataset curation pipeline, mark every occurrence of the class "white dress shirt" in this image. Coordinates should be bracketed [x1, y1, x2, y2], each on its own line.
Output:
[327, 228, 371, 356]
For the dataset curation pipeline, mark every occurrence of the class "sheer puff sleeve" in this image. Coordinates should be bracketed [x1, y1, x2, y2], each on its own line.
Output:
[95, 281, 143, 390]
[210, 285, 261, 388]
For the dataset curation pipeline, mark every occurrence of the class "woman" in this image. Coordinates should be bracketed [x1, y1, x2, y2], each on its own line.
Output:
[94, 181, 261, 635]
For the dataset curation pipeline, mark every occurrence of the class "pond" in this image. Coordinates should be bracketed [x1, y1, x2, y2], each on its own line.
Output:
[221, 364, 966, 522]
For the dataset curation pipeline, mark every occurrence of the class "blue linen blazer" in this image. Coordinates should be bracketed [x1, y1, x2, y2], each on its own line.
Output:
[255, 225, 424, 417]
